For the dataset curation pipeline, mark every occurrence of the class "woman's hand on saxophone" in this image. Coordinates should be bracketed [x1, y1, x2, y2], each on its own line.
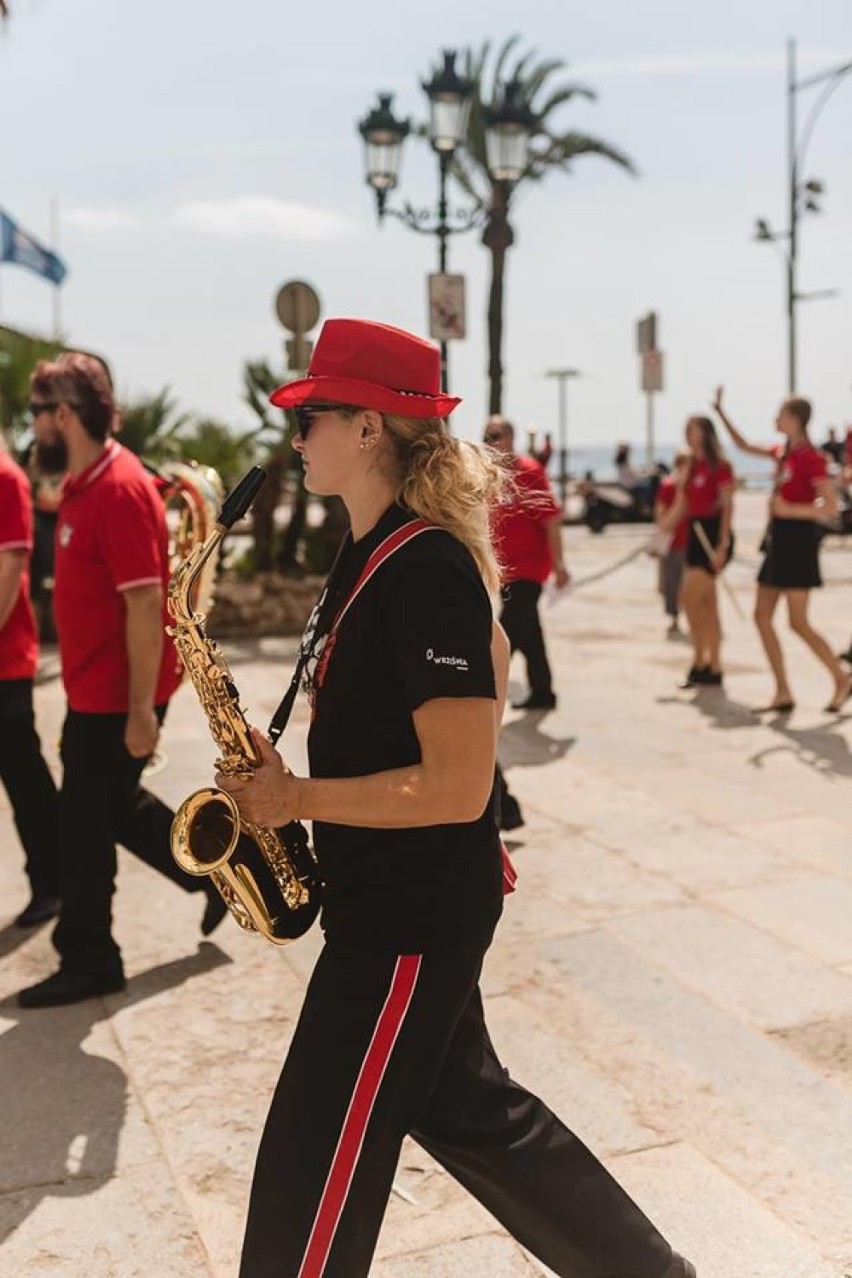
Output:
[215, 728, 300, 827]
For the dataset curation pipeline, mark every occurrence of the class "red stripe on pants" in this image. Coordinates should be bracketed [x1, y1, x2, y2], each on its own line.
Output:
[297, 953, 421, 1278]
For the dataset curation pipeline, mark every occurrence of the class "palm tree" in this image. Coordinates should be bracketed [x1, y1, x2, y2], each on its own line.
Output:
[451, 37, 637, 414]
[0, 324, 64, 448]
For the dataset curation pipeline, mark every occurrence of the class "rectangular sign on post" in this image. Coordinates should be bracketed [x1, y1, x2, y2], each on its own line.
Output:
[636, 312, 657, 355]
[428, 273, 466, 342]
[641, 349, 664, 394]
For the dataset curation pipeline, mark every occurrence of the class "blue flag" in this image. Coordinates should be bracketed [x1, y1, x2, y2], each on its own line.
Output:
[0, 209, 68, 285]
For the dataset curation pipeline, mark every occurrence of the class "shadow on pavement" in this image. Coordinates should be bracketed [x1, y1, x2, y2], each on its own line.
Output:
[748, 714, 852, 778]
[0, 921, 42, 964]
[0, 942, 230, 1240]
[656, 688, 757, 731]
[499, 710, 576, 770]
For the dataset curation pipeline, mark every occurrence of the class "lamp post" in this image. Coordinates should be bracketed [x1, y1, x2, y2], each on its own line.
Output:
[754, 38, 852, 393]
[545, 368, 581, 511]
[358, 52, 534, 393]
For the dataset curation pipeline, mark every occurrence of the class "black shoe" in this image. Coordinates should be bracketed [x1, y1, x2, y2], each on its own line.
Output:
[201, 889, 228, 936]
[17, 968, 126, 1009]
[839, 648, 852, 666]
[511, 692, 557, 710]
[499, 795, 525, 832]
[14, 895, 61, 929]
[702, 670, 723, 687]
[677, 666, 706, 689]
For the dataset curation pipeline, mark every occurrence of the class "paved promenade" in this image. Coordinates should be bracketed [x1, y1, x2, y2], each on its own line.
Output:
[1, 491, 851, 1277]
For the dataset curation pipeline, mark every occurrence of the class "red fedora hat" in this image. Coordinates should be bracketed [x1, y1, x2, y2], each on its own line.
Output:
[269, 318, 461, 419]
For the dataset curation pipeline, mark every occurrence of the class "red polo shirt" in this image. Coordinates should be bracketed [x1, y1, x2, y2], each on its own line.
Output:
[53, 440, 182, 713]
[684, 457, 734, 519]
[492, 455, 561, 585]
[773, 442, 827, 503]
[655, 475, 689, 550]
[0, 451, 38, 681]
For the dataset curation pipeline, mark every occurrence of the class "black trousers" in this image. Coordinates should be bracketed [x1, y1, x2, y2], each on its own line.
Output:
[51, 705, 202, 979]
[0, 678, 59, 899]
[239, 940, 675, 1278]
[500, 579, 554, 700]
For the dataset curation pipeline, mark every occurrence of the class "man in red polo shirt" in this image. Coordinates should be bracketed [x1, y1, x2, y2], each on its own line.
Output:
[484, 416, 570, 710]
[17, 353, 224, 1009]
[0, 444, 60, 926]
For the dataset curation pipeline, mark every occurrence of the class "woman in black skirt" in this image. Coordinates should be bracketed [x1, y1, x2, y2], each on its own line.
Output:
[217, 318, 694, 1278]
[713, 386, 852, 713]
[674, 415, 735, 688]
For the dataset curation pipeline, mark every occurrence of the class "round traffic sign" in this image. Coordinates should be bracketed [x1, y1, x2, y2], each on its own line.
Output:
[275, 280, 321, 334]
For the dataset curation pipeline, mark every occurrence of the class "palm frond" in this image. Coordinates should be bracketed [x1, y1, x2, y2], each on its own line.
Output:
[532, 85, 596, 121]
[491, 34, 523, 96]
[525, 130, 638, 181]
[509, 48, 543, 88]
[520, 58, 569, 104]
[448, 153, 489, 209]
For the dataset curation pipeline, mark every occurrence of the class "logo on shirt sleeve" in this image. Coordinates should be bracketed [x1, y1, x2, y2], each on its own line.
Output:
[425, 646, 469, 671]
[59, 522, 74, 547]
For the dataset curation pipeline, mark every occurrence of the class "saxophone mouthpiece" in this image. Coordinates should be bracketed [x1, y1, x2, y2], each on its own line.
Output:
[218, 467, 268, 530]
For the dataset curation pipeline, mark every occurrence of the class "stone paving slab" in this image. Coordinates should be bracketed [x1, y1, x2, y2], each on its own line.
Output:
[608, 903, 852, 1029]
[708, 874, 852, 966]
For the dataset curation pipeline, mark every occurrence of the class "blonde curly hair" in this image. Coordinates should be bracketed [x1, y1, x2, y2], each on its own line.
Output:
[380, 415, 506, 595]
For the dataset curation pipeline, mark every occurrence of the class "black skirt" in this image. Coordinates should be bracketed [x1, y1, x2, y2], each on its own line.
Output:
[758, 518, 822, 589]
[685, 514, 735, 574]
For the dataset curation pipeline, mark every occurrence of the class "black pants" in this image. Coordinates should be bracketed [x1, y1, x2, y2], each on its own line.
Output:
[240, 940, 675, 1278]
[500, 579, 554, 700]
[51, 705, 202, 979]
[0, 678, 59, 899]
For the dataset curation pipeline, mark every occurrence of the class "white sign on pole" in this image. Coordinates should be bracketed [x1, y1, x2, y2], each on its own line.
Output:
[428, 274, 466, 342]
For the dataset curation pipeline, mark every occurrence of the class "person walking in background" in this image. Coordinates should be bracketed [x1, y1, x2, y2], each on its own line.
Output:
[712, 387, 852, 713]
[17, 353, 225, 1010]
[675, 415, 735, 689]
[654, 450, 690, 637]
[484, 416, 570, 711]
[0, 440, 60, 927]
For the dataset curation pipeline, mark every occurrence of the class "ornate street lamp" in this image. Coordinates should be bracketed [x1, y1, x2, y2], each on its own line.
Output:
[357, 50, 481, 392]
[358, 94, 410, 219]
[484, 77, 537, 183]
[422, 49, 474, 154]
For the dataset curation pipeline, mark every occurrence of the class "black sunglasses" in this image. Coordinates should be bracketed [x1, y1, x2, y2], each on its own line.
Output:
[484, 431, 505, 444]
[28, 401, 60, 417]
[292, 403, 356, 438]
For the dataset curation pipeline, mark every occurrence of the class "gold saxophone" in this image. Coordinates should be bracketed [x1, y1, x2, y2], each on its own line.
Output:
[167, 467, 320, 945]
[159, 459, 226, 612]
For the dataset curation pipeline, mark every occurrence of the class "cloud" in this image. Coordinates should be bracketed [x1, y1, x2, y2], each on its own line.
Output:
[64, 206, 143, 232]
[171, 196, 349, 242]
[63, 196, 351, 242]
[575, 47, 852, 80]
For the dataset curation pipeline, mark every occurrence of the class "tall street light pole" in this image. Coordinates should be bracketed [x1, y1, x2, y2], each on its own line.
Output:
[545, 368, 581, 511]
[756, 38, 852, 393]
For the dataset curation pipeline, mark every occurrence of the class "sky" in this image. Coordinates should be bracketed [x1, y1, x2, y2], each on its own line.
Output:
[1, 0, 851, 452]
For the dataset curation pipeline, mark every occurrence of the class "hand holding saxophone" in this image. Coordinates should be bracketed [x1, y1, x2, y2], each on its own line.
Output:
[214, 727, 301, 828]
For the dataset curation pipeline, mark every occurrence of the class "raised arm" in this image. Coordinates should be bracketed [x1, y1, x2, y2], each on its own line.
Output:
[711, 386, 775, 459]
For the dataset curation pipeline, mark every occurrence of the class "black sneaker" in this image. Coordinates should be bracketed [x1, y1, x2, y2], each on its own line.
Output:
[677, 666, 706, 689]
[14, 896, 61, 928]
[702, 670, 723, 687]
[17, 968, 127, 1009]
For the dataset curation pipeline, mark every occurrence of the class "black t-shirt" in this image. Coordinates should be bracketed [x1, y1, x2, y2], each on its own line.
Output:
[300, 503, 503, 953]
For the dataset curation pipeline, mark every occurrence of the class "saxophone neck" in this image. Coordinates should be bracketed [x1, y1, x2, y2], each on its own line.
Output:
[168, 526, 224, 625]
